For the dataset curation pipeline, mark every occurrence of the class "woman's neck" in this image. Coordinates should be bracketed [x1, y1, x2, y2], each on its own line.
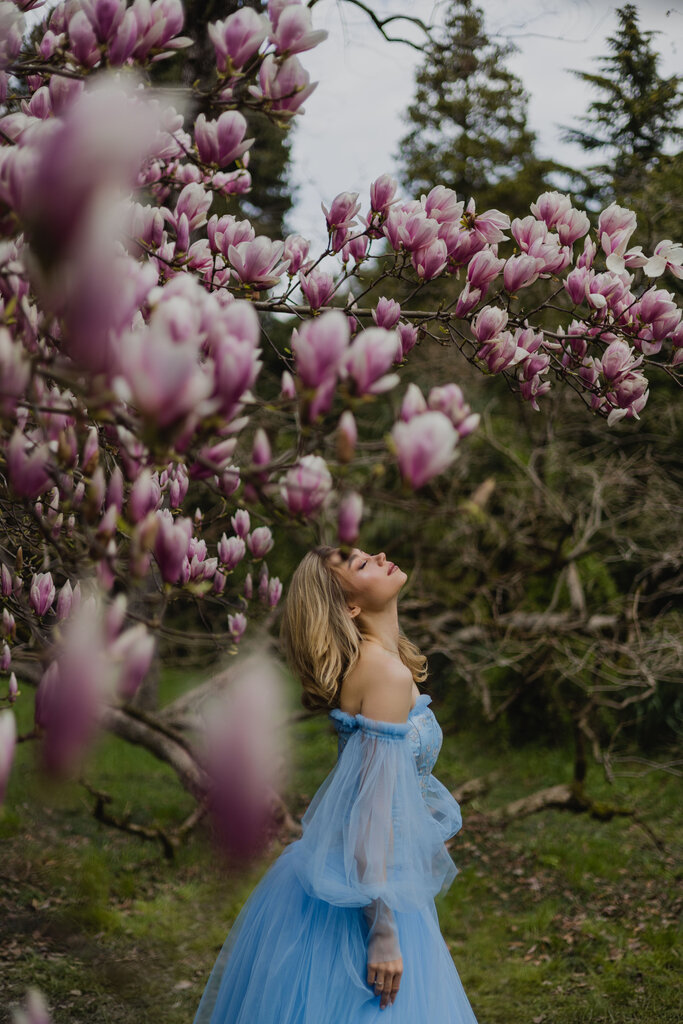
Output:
[359, 608, 401, 654]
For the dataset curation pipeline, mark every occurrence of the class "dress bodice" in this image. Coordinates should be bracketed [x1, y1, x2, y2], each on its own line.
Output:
[329, 694, 442, 796]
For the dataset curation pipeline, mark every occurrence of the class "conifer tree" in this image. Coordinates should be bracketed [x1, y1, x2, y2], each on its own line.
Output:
[562, 2, 682, 234]
[398, 0, 555, 217]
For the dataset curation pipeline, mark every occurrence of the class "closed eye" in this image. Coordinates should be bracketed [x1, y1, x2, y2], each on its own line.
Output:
[358, 560, 368, 570]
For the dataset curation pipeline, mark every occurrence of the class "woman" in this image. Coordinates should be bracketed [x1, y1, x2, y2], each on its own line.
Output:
[193, 546, 479, 1023]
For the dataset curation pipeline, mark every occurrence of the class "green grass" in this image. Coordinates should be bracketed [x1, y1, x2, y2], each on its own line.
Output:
[1, 683, 680, 1024]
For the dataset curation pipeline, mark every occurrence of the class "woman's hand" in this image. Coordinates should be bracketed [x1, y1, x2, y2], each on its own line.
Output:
[367, 955, 403, 1010]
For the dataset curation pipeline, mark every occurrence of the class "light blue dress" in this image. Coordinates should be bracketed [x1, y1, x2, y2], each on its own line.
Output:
[193, 694, 479, 1023]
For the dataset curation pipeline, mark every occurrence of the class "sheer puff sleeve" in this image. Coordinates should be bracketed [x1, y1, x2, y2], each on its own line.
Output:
[292, 713, 461, 917]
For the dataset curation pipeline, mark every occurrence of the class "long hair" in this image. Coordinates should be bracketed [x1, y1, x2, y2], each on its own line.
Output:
[279, 546, 427, 712]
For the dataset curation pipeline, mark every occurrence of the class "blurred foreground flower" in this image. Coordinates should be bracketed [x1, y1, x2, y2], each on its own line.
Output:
[11, 989, 52, 1024]
[0, 709, 16, 806]
[202, 655, 287, 861]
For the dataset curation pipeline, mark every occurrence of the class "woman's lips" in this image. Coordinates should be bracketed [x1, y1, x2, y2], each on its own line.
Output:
[388, 562, 397, 574]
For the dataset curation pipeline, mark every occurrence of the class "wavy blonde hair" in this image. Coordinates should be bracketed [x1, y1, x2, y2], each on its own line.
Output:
[279, 546, 427, 712]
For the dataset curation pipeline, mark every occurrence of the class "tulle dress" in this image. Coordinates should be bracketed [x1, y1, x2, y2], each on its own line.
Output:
[193, 694, 479, 1023]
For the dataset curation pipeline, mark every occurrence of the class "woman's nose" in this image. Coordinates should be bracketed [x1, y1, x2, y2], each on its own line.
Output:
[375, 552, 386, 564]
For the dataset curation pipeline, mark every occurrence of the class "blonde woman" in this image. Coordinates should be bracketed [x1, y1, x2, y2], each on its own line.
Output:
[193, 547, 478, 1023]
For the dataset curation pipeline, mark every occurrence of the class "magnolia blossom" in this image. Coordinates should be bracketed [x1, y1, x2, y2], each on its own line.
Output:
[194, 111, 253, 168]
[337, 491, 363, 545]
[218, 533, 246, 570]
[270, 4, 328, 55]
[208, 8, 269, 72]
[30, 572, 56, 617]
[0, 710, 16, 806]
[203, 655, 284, 858]
[247, 526, 274, 558]
[280, 455, 332, 517]
[291, 310, 349, 388]
[344, 328, 401, 396]
[250, 54, 317, 116]
[391, 411, 458, 489]
[336, 410, 357, 463]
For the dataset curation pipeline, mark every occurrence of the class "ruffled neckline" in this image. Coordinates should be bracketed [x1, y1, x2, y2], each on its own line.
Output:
[330, 693, 432, 736]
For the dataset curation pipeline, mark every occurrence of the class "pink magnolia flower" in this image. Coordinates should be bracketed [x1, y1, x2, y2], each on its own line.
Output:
[427, 384, 480, 438]
[556, 207, 591, 246]
[511, 215, 548, 253]
[211, 331, 262, 419]
[423, 185, 463, 225]
[30, 572, 56, 617]
[642, 240, 683, 279]
[577, 235, 597, 270]
[228, 612, 248, 641]
[111, 624, 156, 700]
[473, 306, 508, 343]
[194, 111, 253, 168]
[469, 203, 510, 244]
[338, 491, 363, 544]
[520, 374, 552, 412]
[128, 469, 162, 522]
[598, 202, 637, 259]
[208, 8, 269, 72]
[400, 382, 427, 421]
[412, 238, 448, 280]
[322, 191, 361, 233]
[56, 580, 75, 621]
[271, 5, 328, 55]
[454, 282, 482, 318]
[600, 339, 642, 383]
[131, 0, 191, 60]
[282, 233, 309, 274]
[232, 509, 251, 537]
[247, 526, 274, 558]
[34, 598, 111, 776]
[208, 213, 255, 256]
[0, 710, 16, 806]
[391, 411, 458, 489]
[341, 232, 369, 263]
[369, 173, 398, 216]
[280, 455, 332, 517]
[467, 248, 504, 290]
[291, 309, 350, 387]
[251, 54, 317, 116]
[372, 297, 401, 330]
[634, 287, 682, 343]
[68, 9, 100, 67]
[337, 410, 357, 462]
[0, 327, 30, 414]
[281, 370, 296, 399]
[0, 4, 23, 74]
[298, 268, 336, 309]
[203, 655, 284, 859]
[503, 253, 545, 293]
[218, 534, 246, 569]
[267, 577, 283, 607]
[564, 265, 593, 305]
[398, 322, 418, 358]
[229, 237, 289, 287]
[344, 327, 401, 396]
[530, 191, 573, 229]
[154, 510, 192, 583]
[477, 331, 521, 374]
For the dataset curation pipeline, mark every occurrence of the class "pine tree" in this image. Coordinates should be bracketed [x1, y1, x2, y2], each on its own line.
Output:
[398, 0, 556, 216]
[562, 3, 682, 219]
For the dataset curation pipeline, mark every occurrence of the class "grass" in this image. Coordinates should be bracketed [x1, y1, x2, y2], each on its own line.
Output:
[1, 678, 680, 1024]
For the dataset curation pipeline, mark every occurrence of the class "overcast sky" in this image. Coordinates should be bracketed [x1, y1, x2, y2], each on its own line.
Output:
[288, 0, 683, 245]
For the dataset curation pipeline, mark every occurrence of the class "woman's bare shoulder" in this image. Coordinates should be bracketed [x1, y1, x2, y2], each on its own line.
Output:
[339, 643, 413, 723]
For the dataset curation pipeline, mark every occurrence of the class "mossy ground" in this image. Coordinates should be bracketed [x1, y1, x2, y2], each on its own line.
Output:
[1, 679, 680, 1024]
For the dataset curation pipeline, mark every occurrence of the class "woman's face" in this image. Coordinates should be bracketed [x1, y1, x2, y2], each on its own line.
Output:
[329, 548, 407, 615]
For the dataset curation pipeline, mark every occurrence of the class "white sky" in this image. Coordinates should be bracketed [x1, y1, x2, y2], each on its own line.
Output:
[289, 0, 683, 245]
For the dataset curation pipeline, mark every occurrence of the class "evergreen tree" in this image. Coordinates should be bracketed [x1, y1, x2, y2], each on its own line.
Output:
[562, 3, 682, 224]
[398, 0, 556, 216]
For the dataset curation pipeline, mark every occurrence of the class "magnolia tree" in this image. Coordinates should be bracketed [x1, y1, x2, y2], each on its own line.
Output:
[0, 0, 682, 859]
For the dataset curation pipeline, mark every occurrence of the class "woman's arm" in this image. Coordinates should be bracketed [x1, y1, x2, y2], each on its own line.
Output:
[346, 648, 413, 1009]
